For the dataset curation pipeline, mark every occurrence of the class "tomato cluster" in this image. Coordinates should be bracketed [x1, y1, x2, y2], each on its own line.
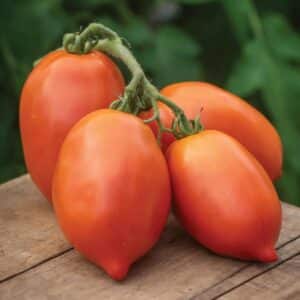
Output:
[20, 23, 282, 280]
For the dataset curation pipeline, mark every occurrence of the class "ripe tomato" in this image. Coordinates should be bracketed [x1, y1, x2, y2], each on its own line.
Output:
[140, 82, 282, 180]
[52, 109, 171, 280]
[166, 130, 281, 262]
[20, 50, 124, 201]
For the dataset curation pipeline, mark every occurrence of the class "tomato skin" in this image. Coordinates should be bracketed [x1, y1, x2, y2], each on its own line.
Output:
[20, 50, 124, 201]
[140, 82, 282, 180]
[166, 130, 281, 262]
[52, 109, 171, 280]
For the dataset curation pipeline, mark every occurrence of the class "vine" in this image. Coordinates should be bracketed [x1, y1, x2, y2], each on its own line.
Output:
[63, 23, 202, 140]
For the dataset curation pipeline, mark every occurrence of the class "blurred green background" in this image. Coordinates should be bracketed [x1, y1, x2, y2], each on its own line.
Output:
[1, 0, 300, 206]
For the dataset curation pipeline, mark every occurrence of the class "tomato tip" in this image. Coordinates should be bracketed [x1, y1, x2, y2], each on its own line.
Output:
[257, 247, 278, 263]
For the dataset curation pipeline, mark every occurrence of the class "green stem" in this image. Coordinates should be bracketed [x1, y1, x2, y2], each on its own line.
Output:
[94, 39, 143, 78]
[62, 22, 202, 141]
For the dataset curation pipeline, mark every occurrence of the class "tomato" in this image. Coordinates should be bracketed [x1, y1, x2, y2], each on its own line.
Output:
[20, 50, 124, 201]
[140, 82, 282, 180]
[166, 130, 281, 262]
[52, 109, 171, 280]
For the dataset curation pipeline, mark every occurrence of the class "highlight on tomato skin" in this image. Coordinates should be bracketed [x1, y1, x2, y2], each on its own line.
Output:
[52, 109, 171, 280]
[20, 50, 125, 202]
[166, 130, 282, 263]
[140, 81, 283, 181]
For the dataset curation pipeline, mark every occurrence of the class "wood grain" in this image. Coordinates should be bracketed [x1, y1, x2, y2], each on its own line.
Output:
[0, 204, 299, 299]
[0, 216, 247, 300]
[219, 254, 300, 300]
[0, 175, 71, 281]
[196, 204, 300, 300]
[193, 238, 300, 300]
[0, 176, 299, 300]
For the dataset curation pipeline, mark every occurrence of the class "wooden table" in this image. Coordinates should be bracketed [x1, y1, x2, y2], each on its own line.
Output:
[0, 175, 299, 300]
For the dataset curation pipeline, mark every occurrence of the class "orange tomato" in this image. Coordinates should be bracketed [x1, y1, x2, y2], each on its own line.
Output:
[166, 130, 282, 262]
[140, 82, 282, 180]
[20, 50, 124, 201]
[52, 109, 171, 280]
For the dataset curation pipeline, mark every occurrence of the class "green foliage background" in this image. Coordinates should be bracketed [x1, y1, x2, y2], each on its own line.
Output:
[1, 0, 300, 206]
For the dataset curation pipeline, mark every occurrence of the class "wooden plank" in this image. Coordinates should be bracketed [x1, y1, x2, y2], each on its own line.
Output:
[218, 254, 300, 300]
[0, 200, 299, 299]
[0, 214, 245, 299]
[0, 175, 71, 281]
[193, 238, 300, 300]
[197, 203, 300, 299]
[0, 176, 299, 299]
[0, 219, 251, 300]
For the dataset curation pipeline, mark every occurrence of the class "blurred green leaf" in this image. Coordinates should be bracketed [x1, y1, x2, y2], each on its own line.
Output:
[144, 26, 202, 86]
[226, 41, 264, 96]
[224, 0, 300, 206]
[96, 16, 153, 48]
[222, 0, 253, 44]
[263, 13, 300, 62]
[67, 0, 111, 8]
[122, 19, 153, 47]
[175, 0, 217, 4]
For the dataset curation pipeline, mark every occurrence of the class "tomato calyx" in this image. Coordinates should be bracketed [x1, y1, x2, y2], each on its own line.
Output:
[63, 22, 202, 142]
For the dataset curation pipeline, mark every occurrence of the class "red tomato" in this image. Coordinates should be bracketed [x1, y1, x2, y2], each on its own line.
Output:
[166, 130, 281, 262]
[52, 109, 171, 280]
[20, 50, 124, 201]
[140, 82, 282, 180]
